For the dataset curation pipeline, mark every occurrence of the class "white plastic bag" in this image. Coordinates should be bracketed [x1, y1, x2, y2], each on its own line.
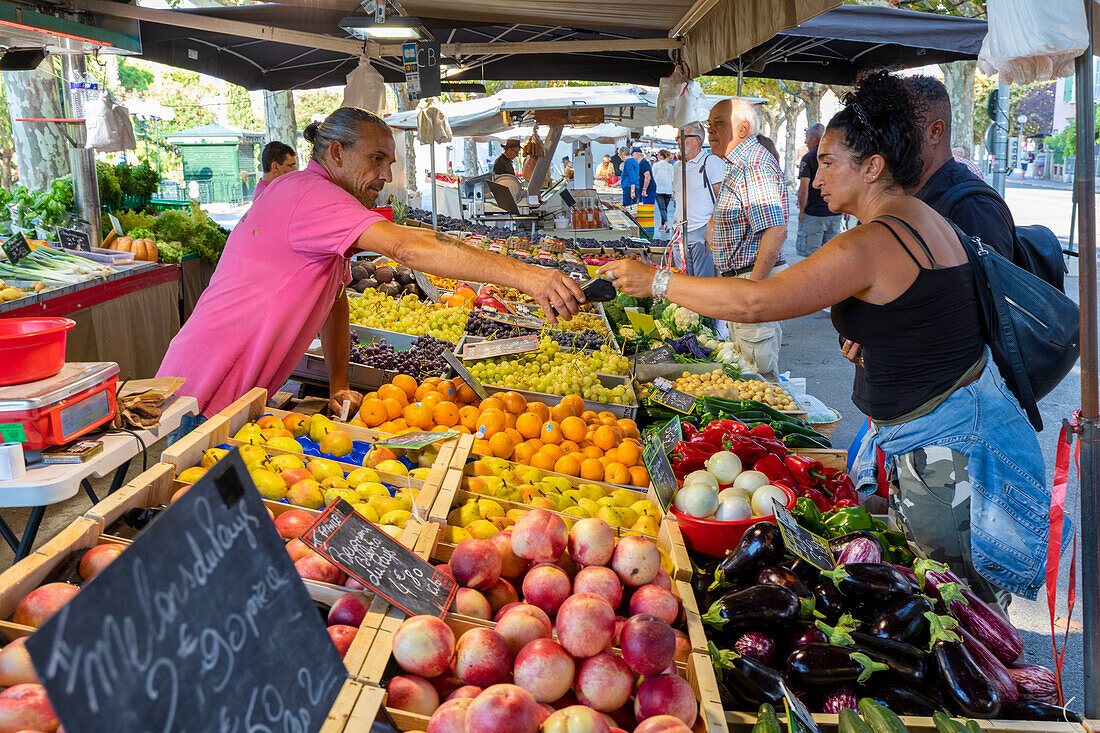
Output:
[85, 93, 136, 152]
[342, 58, 388, 114]
[979, 0, 1088, 84]
[657, 63, 708, 128]
[416, 97, 452, 144]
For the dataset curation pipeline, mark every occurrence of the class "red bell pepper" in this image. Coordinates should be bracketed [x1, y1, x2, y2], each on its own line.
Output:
[722, 434, 768, 466]
[749, 435, 788, 459]
[784, 455, 824, 485]
[831, 498, 861, 509]
[830, 472, 860, 505]
[749, 423, 776, 440]
[753, 453, 793, 485]
[671, 442, 716, 473]
[681, 422, 699, 440]
[799, 486, 833, 513]
[704, 419, 749, 436]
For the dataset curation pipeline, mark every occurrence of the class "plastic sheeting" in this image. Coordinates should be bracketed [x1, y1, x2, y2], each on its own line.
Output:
[979, 0, 1088, 84]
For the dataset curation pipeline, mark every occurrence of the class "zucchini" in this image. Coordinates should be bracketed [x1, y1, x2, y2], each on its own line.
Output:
[858, 698, 910, 733]
[751, 702, 783, 733]
[931, 711, 969, 733]
[838, 709, 875, 733]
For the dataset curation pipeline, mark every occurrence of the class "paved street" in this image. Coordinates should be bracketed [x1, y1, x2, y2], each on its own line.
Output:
[777, 174, 1088, 710]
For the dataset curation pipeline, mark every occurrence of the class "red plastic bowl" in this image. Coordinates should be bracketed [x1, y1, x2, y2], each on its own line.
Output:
[0, 317, 75, 385]
[671, 484, 798, 558]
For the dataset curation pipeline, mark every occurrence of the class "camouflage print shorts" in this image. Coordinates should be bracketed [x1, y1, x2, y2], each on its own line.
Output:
[890, 446, 1011, 612]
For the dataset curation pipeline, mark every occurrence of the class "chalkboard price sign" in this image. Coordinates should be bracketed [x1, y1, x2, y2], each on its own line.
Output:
[375, 429, 459, 449]
[463, 334, 539, 360]
[303, 499, 458, 618]
[643, 432, 677, 512]
[442, 350, 489, 400]
[57, 227, 91, 251]
[655, 415, 682, 453]
[780, 679, 822, 733]
[2, 232, 31, 264]
[634, 345, 675, 365]
[414, 270, 441, 302]
[772, 498, 835, 571]
[650, 377, 696, 414]
[482, 310, 546, 329]
[25, 449, 346, 733]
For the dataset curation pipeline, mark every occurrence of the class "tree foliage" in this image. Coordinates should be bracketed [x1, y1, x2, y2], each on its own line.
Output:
[117, 58, 154, 94]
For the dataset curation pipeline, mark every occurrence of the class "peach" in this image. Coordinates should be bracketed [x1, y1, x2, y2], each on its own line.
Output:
[619, 614, 675, 677]
[493, 601, 521, 621]
[512, 639, 574, 703]
[567, 518, 616, 567]
[449, 539, 502, 590]
[634, 674, 697, 727]
[574, 652, 633, 712]
[345, 575, 368, 591]
[13, 583, 79, 628]
[628, 585, 679, 625]
[394, 615, 456, 679]
[490, 530, 527, 579]
[444, 685, 482, 701]
[328, 624, 357, 657]
[294, 555, 345, 585]
[0, 683, 58, 733]
[282, 412, 310, 437]
[554, 593, 615, 659]
[78, 544, 124, 581]
[672, 630, 691, 662]
[274, 509, 316, 540]
[483, 578, 518, 612]
[464, 683, 540, 733]
[610, 535, 659, 587]
[537, 702, 556, 722]
[541, 705, 611, 733]
[436, 564, 454, 579]
[452, 588, 492, 620]
[285, 538, 314, 563]
[521, 564, 571, 617]
[454, 628, 511, 687]
[510, 509, 567, 563]
[633, 715, 693, 733]
[651, 567, 672, 591]
[0, 638, 36, 687]
[496, 607, 552, 656]
[328, 592, 370, 627]
[387, 674, 440, 716]
[428, 666, 463, 699]
[505, 603, 551, 629]
[572, 566, 623, 609]
[426, 696, 471, 733]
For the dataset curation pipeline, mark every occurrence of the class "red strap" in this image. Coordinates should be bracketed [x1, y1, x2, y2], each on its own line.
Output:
[1046, 414, 1078, 705]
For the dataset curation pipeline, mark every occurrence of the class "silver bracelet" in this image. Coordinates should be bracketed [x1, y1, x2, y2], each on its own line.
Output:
[652, 269, 671, 300]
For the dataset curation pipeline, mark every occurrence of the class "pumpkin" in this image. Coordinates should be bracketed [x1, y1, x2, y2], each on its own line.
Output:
[131, 238, 158, 262]
[113, 236, 134, 252]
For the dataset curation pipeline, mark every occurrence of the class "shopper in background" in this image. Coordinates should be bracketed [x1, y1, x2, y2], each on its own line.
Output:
[561, 156, 574, 180]
[671, 123, 725, 277]
[620, 147, 640, 205]
[652, 149, 675, 236]
[596, 154, 614, 184]
[952, 146, 986, 182]
[797, 123, 844, 258]
[253, 141, 297, 201]
[756, 134, 780, 167]
[493, 138, 521, 176]
[612, 147, 627, 179]
[599, 72, 1052, 607]
[160, 107, 584, 439]
[635, 147, 656, 208]
[704, 98, 788, 377]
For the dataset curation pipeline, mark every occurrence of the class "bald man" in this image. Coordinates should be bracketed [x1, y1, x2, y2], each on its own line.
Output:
[705, 98, 788, 380]
[796, 122, 843, 257]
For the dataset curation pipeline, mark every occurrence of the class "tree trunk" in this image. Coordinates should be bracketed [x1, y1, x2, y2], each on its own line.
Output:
[463, 138, 479, 176]
[2, 66, 69, 191]
[0, 150, 13, 188]
[262, 90, 298, 149]
[783, 110, 800, 187]
[802, 83, 826, 126]
[941, 60, 978, 157]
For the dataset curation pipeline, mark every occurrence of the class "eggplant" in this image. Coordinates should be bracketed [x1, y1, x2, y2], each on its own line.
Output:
[927, 612, 1001, 718]
[784, 644, 888, 688]
[789, 624, 827, 648]
[822, 687, 858, 714]
[923, 567, 1023, 665]
[703, 584, 800, 631]
[710, 522, 785, 592]
[733, 631, 776, 667]
[868, 684, 943, 715]
[815, 614, 930, 687]
[710, 642, 785, 708]
[788, 556, 822, 585]
[692, 559, 719, 609]
[1007, 663, 1059, 704]
[958, 626, 1018, 705]
[838, 537, 882, 564]
[756, 565, 810, 598]
[866, 595, 933, 645]
[820, 563, 916, 606]
[829, 531, 883, 557]
[1003, 700, 1082, 723]
[813, 579, 854, 623]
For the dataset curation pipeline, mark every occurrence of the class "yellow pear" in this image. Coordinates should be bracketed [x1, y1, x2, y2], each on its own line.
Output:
[201, 448, 229, 469]
[380, 524, 404, 540]
[632, 515, 661, 535]
[513, 465, 542, 484]
[519, 484, 544, 504]
[465, 519, 498, 539]
[492, 484, 522, 504]
[550, 493, 576, 512]
[267, 436, 303, 453]
[543, 476, 573, 493]
[234, 424, 264, 443]
[659, 547, 674, 576]
[576, 498, 600, 516]
[499, 470, 522, 486]
[597, 497, 618, 508]
[535, 481, 561, 497]
[611, 488, 640, 507]
[483, 457, 511, 475]
[320, 476, 350, 491]
[369, 495, 403, 517]
[250, 469, 286, 501]
[355, 482, 390, 500]
[581, 483, 608, 501]
[409, 467, 432, 480]
[324, 488, 359, 506]
[268, 454, 305, 473]
[505, 508, 528, 523]
[447, 526, 472, 543]
[395, 487, 419, 510]
[596, 506, 625, 528]
[452, 500, 481, 528]
[308, 413, 336, 442]
[616, 506, 639, 528]
[529, 496, 557, 511]
[351, 502, 380, 523]
[380, 509, 412, 528]
[477, 499, 505, 519]
[467, 476, 503, 496]
[238, 444, 268, 466]
[563, 489, 584, 505]
[346, 468, 380, 486]
[563, 505, 591, 519]
[417, 449, 438, 468]
[632, 499, 662, 521]
[488, 516, 513, 531]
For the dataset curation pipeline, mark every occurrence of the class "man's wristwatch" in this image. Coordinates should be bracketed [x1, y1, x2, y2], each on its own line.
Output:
[652, 269, 671, 300]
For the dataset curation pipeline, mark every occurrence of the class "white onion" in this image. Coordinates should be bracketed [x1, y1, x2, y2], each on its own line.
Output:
[732, 470, 770, 493]
[676, 484, 719, 519]
[751, 485, 790, 517]
[715, 496, 753, 522]
[704, 451, 742, 485]
[718, 486, 752, 503]
[683, 470, 719, 492]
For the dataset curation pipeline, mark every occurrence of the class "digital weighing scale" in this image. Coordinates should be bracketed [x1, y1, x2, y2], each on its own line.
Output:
[0, 362, 119, 451]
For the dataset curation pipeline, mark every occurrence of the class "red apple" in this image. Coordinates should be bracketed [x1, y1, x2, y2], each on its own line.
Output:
[454, 628, 511, 687]
[387, 674, 440, 716]
[572, 566, 623, 609]
[567, 518, 616, 567]
[521, 564, 571, 617]
[634, 674, 697, 727]
[510, 509, 567, 563]
[328, 592, 370, 627]
[490, 530, 527, 579]
[512, 639, 574, 703]
[628, 585, 679, 625]
[574, 652, 633, 712]
[294, 555, 345, 585]
[554, 593, 615, 659]
[78, 544, 124, 581]
[426, 696, 471, 733]
[464, 683, 541, 733]
[273, 509, 316, 540]
[633, 715, 693, 733]
[483, 578, 518, 612]
[13, 583, 79, 628]
[328, 624, 357, 658]
[541, 705, 611, 733]
[610, 536, 659, 587]
[393, 615, 456, 679]
[452, 588, 493, 620]
[449, 539, 502, 590]
[0, 683, 58, 733]
[496, 606, 552, 656]
[619, 614, 675, 677]
[0, 638, 37, 687]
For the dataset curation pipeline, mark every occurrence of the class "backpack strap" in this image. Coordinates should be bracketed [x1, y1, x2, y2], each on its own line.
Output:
[931, 178, 1017, 228]
[700, 153, 718, 205]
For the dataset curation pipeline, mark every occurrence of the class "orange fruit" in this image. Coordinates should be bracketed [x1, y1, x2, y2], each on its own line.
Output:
[358, 399, 387, 427]
[420, 392, 444, 410]
[459, 405, 481, 431]
[454, 425, 472, 435]
[603, 447, 619, 464]
[561, 395, 586, 416]
[480, 397, 505, 413]
[531, 450, 558, 471]
[541, 420, 563, 444]
[523, 438, 544, 454]
[505, 428, 524, 447]
[554, 454, 581, 477]
[599, 455, 616, 468]
[457, 384, 478, 404]
[349, 416, 367, 428]
[604, 462, 630, 485]
[500, 391, 528, 414]
[580, 458, 605, 481]
[560, 416, 588, 443]
[618, 419, 641, 439]
[525, 401, 550, 423]
[433, 401, 460, 427]
[504, 412, 518, 430]
[475, 408, 506, 439]
[404, 402, 434, 429]
[516, 412, 543, 439]
[363, 391, 378, 401]
[432, 424, 455, 432]
[540, 443, 564, 462]
[378, 420, 396, 433]
[581, 410, 599, 424]
[616, 440, 641, 467]
[629, 465, 651, 487]
[600, 414, 619, 426]
[593, 425, 620, 452]
[489, 432, 516, 459]
[513, 442, 538, 464]
[381, 397, 404, 420]
[436, 379, 457, 400]
[378, 383, 408, 406]
[559, 439, 581, 455]
[414, 382, 438, 401]
[473, 438, 493, 456]
[582, 445, 604, 459]
[597, 410, 617, 422]
[550, 403, 574, 423]
[424, 376, 442, 387]
[390, 418, 409, 431]
[392, 374, 418, 398]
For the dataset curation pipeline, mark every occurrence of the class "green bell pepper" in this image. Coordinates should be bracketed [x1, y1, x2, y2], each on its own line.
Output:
[792, 497, 824, 535]
[889, 545, 916, 567]
[822, 505, 875, 538]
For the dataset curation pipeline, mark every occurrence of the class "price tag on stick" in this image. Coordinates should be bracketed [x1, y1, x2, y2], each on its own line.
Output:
[25, 450, 346, 733]
[375, 430, 459, 449]
[780, 679, 822, 733]
[442, 350, 489, 400]
[650, 377, 696, 414]
[302, 499, 458, 618]
[463, 335, 539, 360]
[414, 270, 441, 302]
[655, 415, 682, 453]
[772, 498, 835, 571]
[2, 232, 31, 264]
[643, 433, 677, 512]
[57, 227, 91, 251]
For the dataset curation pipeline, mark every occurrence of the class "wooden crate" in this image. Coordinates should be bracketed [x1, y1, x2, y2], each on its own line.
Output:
[794, 448, 847, 471]
[319, 679, 377, 733]
[725, 711, 1086, 732]
[83, 462, 177, 531]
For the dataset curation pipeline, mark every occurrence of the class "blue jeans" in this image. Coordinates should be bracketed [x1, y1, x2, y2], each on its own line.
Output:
[166, 412, 207, 446]
[854, 353, 1066, 600]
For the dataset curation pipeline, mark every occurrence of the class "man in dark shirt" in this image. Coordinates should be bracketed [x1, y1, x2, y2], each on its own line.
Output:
[796, 123, 843, 256]
[903, 76, 1016, 261]
[493, 138, 521, 176]
[611, 147, 627, 178]
[635, 148, 656, 205]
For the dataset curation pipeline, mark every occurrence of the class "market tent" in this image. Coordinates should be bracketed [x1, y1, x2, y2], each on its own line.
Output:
[720, 4, 987, 85]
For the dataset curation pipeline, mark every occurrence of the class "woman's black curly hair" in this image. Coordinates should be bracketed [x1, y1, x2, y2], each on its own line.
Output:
[826, 70, 924, 189]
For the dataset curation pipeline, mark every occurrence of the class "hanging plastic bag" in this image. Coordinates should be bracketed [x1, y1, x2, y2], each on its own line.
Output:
[85, 92, 136, 152]
[657, 62, 708, 128]
[416, 97, 452, 144]
[978, 0, 1088, 84]
[342, 58, 389, 114]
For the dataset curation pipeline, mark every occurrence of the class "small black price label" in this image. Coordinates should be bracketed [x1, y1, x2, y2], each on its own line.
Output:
[442, 350, 488, 400]
[302, 499, 458, 618]
[462, 334, 539, 360]
[2, 232, 31, 264]
[655, 415, 682, 453]
[780, 679, 822, 733]
[57, 227, 92, 251]
[414, 270, 441, 302]
[650, 377, 696, 414]
[772, 498, 835, 571]
[643, 432, 677, 512]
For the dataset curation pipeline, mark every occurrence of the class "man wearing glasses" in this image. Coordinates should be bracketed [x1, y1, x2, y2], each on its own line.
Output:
[670, 122, 725, 277]
[493, 138, 522, 176]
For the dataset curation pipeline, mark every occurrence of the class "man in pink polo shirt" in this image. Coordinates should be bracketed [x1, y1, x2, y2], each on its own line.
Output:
[159, 108, 584, 431]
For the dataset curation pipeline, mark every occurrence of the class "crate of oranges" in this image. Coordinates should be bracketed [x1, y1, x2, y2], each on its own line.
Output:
[352, 377, 649, 491]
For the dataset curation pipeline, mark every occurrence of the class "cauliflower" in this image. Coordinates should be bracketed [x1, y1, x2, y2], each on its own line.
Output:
[655, 321, 673, 339]
[672, 306, 701, 333]
[618, 325, 638, 340]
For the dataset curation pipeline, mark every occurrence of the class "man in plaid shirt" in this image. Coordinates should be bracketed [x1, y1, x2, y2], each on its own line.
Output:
[706, 99, 788, 379]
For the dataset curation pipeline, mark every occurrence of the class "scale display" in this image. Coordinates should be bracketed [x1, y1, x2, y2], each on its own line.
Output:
[60, 389, 110, 439]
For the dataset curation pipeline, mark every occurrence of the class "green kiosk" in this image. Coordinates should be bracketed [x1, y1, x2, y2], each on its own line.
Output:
[165, 123, 264, 204]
